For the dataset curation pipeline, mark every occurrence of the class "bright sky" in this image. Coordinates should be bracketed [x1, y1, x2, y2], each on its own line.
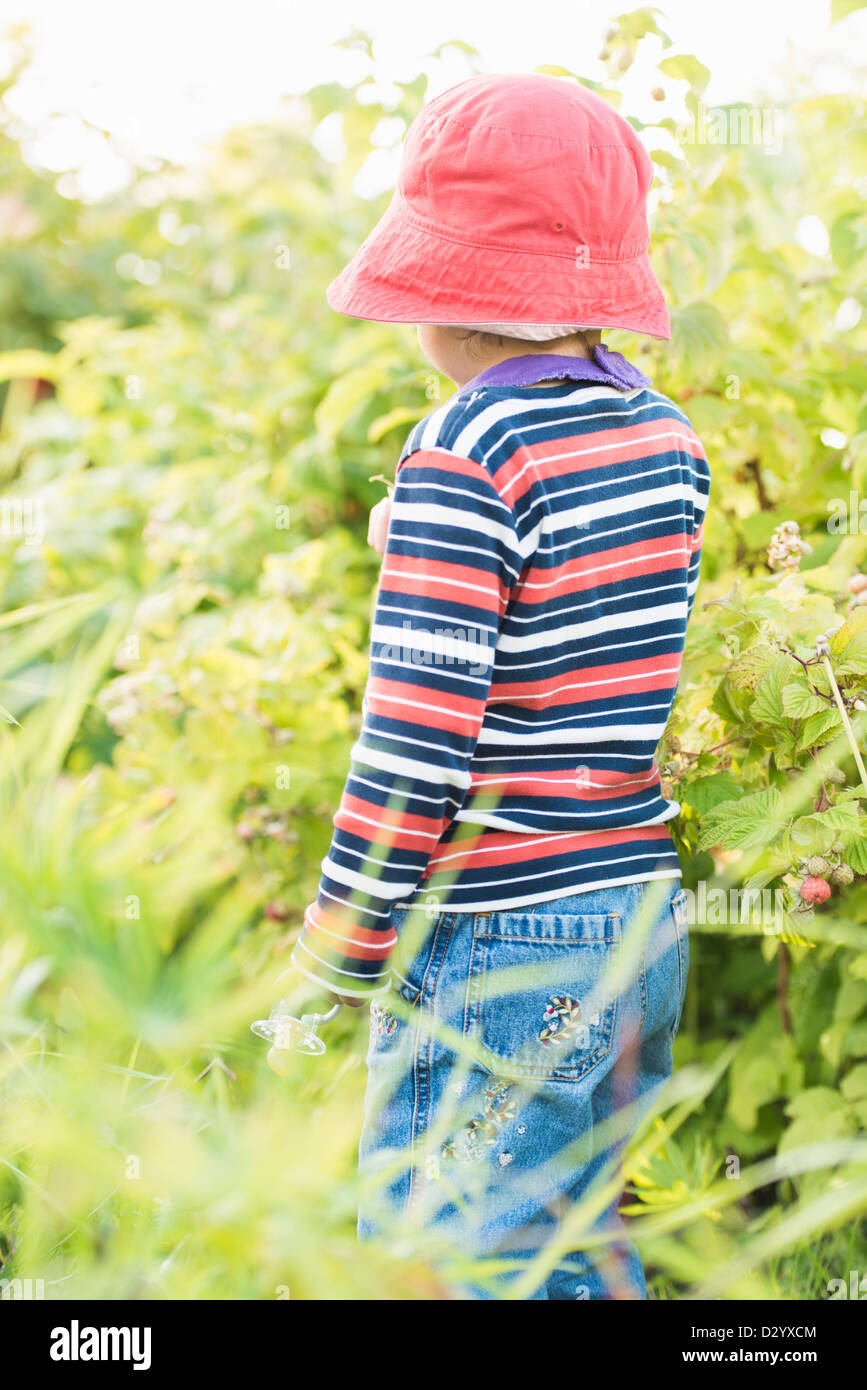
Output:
[1, 0, 863, 197]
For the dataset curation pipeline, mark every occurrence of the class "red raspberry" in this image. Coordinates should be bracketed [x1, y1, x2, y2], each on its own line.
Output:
[800, 876, 831, 904]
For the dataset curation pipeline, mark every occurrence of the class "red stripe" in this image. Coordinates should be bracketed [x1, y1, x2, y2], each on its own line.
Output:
[469, 767, 661, 802]
[304, 904, 397, 958]
[335, 790, 445, 844]
[490, 652, 683, 706]
[367, 676, 485, 736]
[379, 553, 506, 613]
[423, 823, 674, 874]
[395, 448, 490, 483]
[495, 417, 706, 504]
[516, 532, 690, 602]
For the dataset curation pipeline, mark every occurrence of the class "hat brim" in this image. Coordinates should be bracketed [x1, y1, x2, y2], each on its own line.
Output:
[326, 194, 671, 341]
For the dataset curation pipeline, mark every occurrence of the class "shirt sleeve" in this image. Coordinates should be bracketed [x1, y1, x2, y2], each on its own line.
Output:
[686, 518, 704, 621]
[686, 441, 710, 622]
[291, 446, 524, 997]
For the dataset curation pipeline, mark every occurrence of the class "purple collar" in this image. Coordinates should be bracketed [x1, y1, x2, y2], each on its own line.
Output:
[461, 345, 651, 394]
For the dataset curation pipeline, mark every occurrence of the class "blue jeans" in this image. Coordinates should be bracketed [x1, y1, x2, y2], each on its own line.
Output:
[357, 878, 688, 1299]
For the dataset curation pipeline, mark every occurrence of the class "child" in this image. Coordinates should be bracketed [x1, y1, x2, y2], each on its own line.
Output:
[291, 72, 710, 1299]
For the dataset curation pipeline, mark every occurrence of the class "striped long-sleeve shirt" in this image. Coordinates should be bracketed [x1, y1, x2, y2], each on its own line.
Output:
[292, 349, 711, 997]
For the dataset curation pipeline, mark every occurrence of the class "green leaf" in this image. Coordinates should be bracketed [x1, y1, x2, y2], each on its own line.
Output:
[846, 832, 867, 875]
[729, 643, 780, 693]
[750, 656, 793, 727]
[314, 366, 387, 440]
[797, 707, 841, 751]
[794, 804, 861, 846]
[698, 788, 785, 851]
[781, 674, 829, 719]
[841, 1064, 867, 1101]
[670, 302, 729, 365]
[829, 606, 867, 675]
[831, 0, 867, 22]
[658, 54, 711, 92]
[681, 772, 744, 814]
[785, 1086, 847, 1121]
[367, 405, 427, 443]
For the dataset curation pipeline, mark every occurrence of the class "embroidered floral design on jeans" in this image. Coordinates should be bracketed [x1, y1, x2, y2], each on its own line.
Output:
[370, 1000, 398, 1037]
[441, 1081, 517, 1163]
[539, 995, 583, 1047]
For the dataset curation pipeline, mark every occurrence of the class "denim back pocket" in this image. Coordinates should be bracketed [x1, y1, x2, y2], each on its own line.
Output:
[465, 908, 621, 1084]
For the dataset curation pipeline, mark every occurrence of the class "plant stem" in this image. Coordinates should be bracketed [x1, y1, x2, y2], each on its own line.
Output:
[778, 943, 792, 1036]
[821, 655, 867, 796]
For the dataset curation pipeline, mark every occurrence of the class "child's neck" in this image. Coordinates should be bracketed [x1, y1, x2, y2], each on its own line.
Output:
[475, 332, 603, 387]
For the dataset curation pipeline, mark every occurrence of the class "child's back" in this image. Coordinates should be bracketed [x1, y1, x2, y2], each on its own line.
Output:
[397, 360, 710, 909]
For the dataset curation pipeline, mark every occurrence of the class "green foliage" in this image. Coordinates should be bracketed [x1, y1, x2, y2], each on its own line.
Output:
[1, 12, 866, 1299]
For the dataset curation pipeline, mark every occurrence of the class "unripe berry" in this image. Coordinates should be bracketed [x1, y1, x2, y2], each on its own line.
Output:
[847, 573, 867, 594]
[831, 862, 854, 887]
[651, 86, 665, 101]
[826, 768, 847, 785]
[612, 43, 636, 73]
[805, 855, 830, 876]
[800, 875, 831, 904]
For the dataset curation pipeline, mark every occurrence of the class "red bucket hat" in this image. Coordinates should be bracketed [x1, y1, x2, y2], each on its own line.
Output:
[327, 72, 670, 340]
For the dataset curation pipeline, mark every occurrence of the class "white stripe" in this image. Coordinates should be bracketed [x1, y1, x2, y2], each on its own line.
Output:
[348, 771, 463, 813]
[519, 544, 688, 591]
[317, 883, 393, 921]
[321, 856, 424, 900]
[503, 580, 688, 629]
[504, 438, 704, 512]
[304, 907, 397, 952]
[541, 479, 704, 535]
[393, 476, 513, 523]
[495, 601, 686, 653]
[475, 756, 655, 767]
[480, 392, 693, 462]
[375, 600, 498, 638]
[369, 689, 485, 723]
[349, 739, 473, 790]
[466, 770, 660, 789]
[451, 384, 666, 457]
[476, 720, 669, 745]
[417, 404, 460, 451]
[372, 621, 495, 666]
[538, 505, 692, 557]
[369, 650, 493, 693]
[333, 805, 441, 844]
[482, 702, 671, 728]
[386, 529, 521, 583]
[505, 581, 686, 631]
[453, 796, 673, 826]
[390, 496, 517, 553]
[291, 954, 388, 995]
[418, 867, 682, 910]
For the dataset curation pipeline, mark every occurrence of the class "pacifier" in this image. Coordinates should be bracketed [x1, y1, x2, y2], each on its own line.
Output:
[251, 999, 342, 1075]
